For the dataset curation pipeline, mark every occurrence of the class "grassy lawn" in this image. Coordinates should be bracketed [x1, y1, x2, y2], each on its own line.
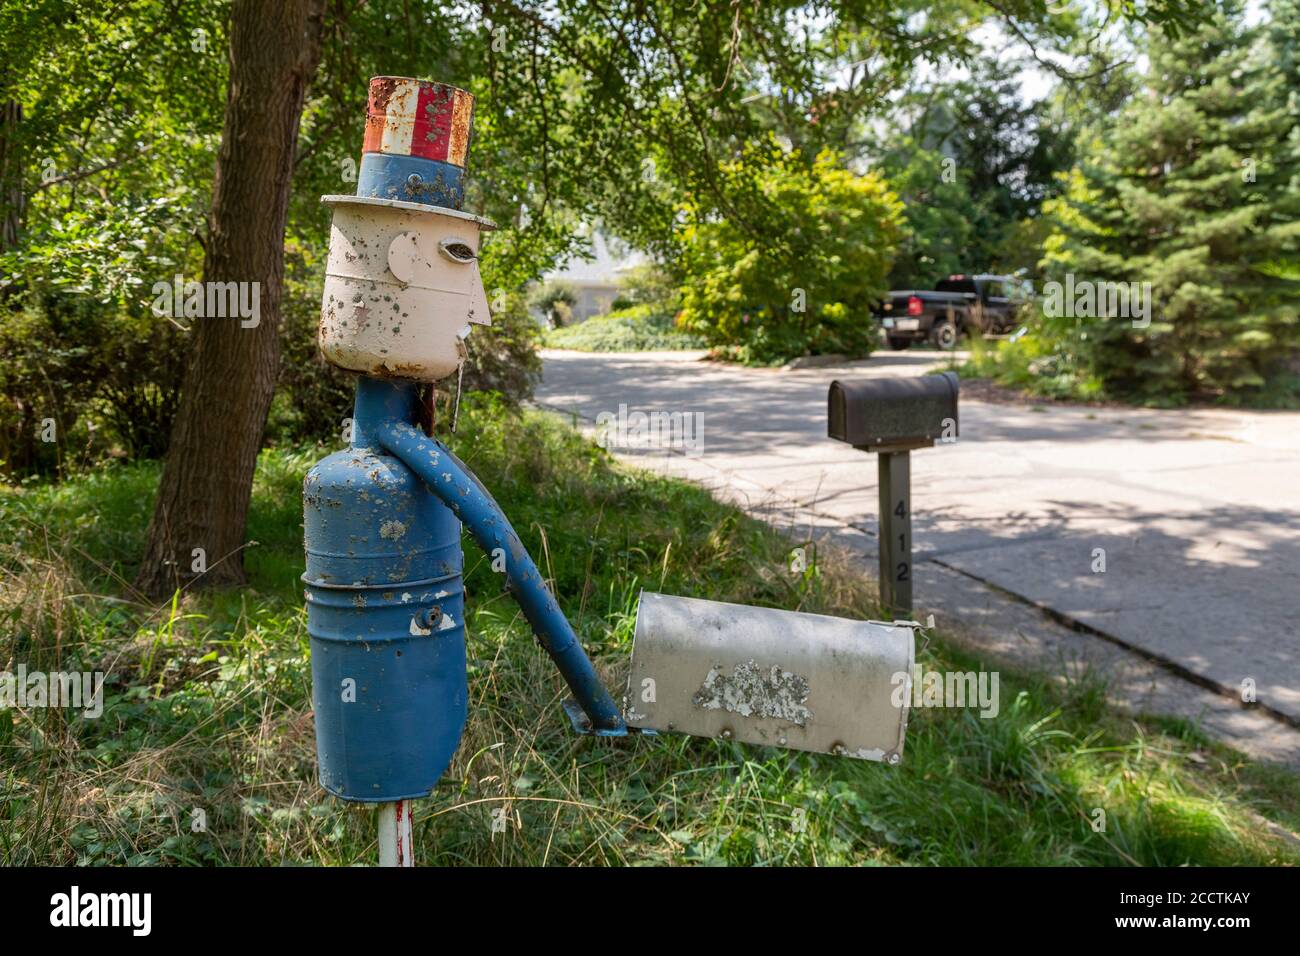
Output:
[2, 396, 1297, 866]
[544, 305, 706, 352]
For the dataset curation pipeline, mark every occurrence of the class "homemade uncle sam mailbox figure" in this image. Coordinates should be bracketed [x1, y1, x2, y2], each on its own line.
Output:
[304, 76, 917, 866]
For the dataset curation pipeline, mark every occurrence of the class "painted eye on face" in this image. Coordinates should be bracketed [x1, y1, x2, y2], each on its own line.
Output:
[438, 239, 476, 263]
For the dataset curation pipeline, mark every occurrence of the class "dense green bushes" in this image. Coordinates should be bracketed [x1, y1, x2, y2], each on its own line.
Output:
[4, 260, 544, 475]
[0, 290, 188, 479]
[672, 144, 904, 365]
[545, 304, 705, 352]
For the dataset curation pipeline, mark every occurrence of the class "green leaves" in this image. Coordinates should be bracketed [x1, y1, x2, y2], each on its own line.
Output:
[674, 143, 904, 364]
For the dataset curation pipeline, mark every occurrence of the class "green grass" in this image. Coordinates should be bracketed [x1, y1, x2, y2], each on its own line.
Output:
[544, 305, 706, 352]
[954, 333, 1106, 403]
[1, 395, 1297, 866]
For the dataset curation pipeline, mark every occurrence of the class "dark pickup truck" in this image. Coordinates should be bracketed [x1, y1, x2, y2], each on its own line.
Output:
[875, 274, 1029, 350]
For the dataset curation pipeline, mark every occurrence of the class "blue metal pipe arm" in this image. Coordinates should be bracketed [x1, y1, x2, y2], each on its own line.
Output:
[374, 409, 627, 735]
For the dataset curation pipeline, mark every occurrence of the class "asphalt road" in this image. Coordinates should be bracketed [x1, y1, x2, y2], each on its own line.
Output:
[537, 348, 1300, 727]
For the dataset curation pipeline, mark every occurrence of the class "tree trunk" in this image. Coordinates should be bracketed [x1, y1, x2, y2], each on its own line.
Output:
[135, 0, 325, 598]
[1, 90, 24, 253]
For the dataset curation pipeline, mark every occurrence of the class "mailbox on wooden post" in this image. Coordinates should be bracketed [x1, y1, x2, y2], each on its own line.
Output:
[827, 372, 958, 617]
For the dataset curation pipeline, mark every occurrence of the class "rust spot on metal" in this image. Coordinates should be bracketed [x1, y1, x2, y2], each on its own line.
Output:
[369, 76, 399, 115]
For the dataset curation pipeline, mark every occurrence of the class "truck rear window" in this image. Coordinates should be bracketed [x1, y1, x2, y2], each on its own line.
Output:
[935, 279, 977, 294]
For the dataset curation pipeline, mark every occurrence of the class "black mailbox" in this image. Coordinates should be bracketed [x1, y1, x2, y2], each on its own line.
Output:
[827, 371, 959, 451]
[826, 371, 960, 619]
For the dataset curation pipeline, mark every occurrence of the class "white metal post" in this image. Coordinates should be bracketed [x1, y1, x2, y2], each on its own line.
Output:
[377, 800, 413, 867]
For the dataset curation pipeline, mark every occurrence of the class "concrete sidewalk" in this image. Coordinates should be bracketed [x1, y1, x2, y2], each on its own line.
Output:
[536, 348, 1300, 767]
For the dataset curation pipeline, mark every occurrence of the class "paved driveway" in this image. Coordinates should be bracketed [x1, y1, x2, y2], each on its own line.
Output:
[537, 348, 1300, 728]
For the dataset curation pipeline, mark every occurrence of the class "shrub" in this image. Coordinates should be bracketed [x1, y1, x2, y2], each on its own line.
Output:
[959, 321, 1105, 402]
[612, 262, 678, 312]
[545, 304, 705, 352]
[528, 280, 578, 329]
[0, 196, 196, 477]
[460, 290, 543, 401]
[673, 143, 904, 365]
[0, 291, 186, 478]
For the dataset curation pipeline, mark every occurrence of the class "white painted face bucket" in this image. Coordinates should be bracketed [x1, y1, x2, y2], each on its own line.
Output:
[625, 592, 915, 763]
[318, 195, 494, 382]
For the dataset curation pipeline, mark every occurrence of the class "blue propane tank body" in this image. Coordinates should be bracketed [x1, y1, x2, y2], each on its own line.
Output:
[303, 446, 467, 802]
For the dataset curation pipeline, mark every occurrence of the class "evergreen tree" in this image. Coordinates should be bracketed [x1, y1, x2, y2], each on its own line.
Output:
[1262, 0, 1300, 276]
[1040, 0, 1300, 400]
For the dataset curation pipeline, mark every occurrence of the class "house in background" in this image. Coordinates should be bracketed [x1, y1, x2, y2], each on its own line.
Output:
[542, 233, 645, 323]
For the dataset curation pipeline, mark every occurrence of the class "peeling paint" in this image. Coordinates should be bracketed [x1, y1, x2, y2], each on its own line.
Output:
[692, 660, 812, 726]
[379, 519, 408, 540]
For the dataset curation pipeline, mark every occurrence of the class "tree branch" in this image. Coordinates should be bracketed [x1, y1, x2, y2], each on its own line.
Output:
[33, 144, 156, 192]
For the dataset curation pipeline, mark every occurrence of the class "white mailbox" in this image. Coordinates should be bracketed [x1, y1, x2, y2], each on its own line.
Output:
[624, 592, 915, 762]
